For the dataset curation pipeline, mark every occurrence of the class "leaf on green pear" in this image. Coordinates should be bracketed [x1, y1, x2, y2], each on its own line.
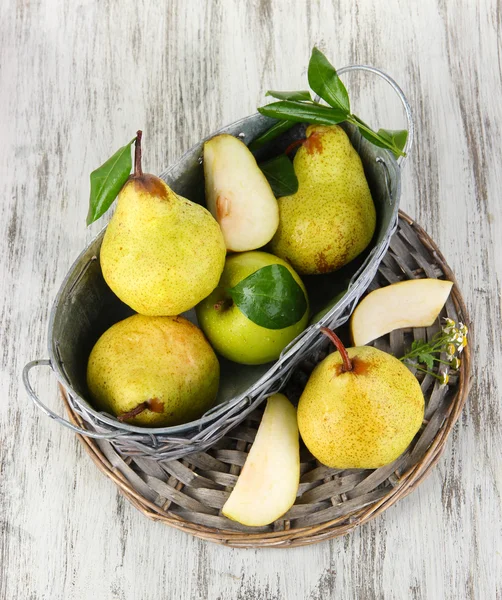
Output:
[259, 154, 298, 197]
[87, 137, 136, 225]
[307, 47, 350, 113]
[228, 264, 307, 330]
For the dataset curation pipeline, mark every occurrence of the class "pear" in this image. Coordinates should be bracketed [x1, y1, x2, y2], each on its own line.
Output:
[87, 314, 219, 427]
[222, 393, 300, 526]
[100, 131, 226, 316]
[270, 125, 376, 275]
[196, 251, 309, 365]
[350, 279, 453, 346]
[204, 134, 279, 251]
[297, 329, 424, 469]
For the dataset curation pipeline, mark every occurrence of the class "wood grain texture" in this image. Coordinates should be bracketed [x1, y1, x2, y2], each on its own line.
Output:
[1, 0, 500, 598]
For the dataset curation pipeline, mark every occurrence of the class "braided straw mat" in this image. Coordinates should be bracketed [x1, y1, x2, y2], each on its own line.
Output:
[61, 212, 471, 548]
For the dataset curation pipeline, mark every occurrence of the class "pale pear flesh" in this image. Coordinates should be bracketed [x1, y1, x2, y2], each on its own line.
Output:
[87, 314, 220, 427]
[100, 175, 226, 316]
[196, 251, 309, 365]
[270, 124, 376, 275]
[297, 346, 425, 469]
[222, 393, 300, 526]
[204, 134, 279, 252]
[350, 279, 454, 346]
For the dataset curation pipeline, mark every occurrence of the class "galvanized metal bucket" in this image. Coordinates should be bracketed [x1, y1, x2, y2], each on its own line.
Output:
[23, 66, 414, 460]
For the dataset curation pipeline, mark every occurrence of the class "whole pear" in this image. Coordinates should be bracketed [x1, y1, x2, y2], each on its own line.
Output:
[100, 131, 226, 316]
[196, 251, 309, 365]
[297, 329, 424, 469]
[270, 125, 376, 275]
[204, 134, 279, 251]
[87, 314, 219, 427]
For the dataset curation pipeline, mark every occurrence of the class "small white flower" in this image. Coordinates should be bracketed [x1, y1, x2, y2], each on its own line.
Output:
[439, 373, 450, 386]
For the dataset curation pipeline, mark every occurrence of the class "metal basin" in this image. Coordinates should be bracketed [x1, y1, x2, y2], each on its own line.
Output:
[23, 66, 413, 459]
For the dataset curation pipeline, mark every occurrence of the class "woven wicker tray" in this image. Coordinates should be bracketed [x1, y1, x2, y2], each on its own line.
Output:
[61, 212, 471, 548]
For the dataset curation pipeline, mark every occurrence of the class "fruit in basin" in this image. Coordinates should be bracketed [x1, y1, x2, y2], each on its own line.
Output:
[100, 132, 226, 316]
[87, 314, 219, 427]
[196, 251, 309, 365]
[204, 133, 279, 251]
[270, 124, 376, 275]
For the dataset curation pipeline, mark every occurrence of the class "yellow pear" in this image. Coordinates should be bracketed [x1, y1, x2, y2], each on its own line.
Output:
[87, 314, 219, 427]
[100, 132, 226, 316]
[270, 124, 376, 275]
[350, 279, 454, 346]
[298, 329, 424, 469]
[204, 134, 279, 252]
[222, 393, 300, 526]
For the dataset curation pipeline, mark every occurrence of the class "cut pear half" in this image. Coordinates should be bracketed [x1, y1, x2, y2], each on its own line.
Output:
[222, 393, 300, 527]
[350, 279, 454, 346]
[204, 134, 279, 252]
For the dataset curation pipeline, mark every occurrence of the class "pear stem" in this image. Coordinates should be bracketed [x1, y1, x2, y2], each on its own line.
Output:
[320, 327, 353, 372]
[214, 297, 233, 311]
[284, 138, 306, 156]
[117, 401, 148, 422]
[134, 130, 143, 178]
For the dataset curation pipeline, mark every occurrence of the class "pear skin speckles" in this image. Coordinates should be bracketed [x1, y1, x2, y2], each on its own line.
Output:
[86, 314, 220, 427]
[297, 346, 425, 469]
[270, 125, 376, 276]
[100, 175, 226, 316]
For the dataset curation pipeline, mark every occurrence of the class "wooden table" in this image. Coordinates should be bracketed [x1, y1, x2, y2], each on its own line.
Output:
[2, 1, 501, 598]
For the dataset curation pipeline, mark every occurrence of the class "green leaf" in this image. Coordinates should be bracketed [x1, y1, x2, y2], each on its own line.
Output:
[349, 116, 407, 158]
[377, 129, 408, 154]
[228, 264, 307, 330]
[259, 154, 298, 197]
[307, 47, 350, 113]
[87, 137, 136, 225]
[417, 352, 434, 370]
[258, 101, 347, 126]
[248, 120, 296, 151]
[266, 90, 312, 102]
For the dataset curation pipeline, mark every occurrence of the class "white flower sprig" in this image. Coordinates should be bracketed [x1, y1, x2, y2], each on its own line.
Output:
[400, 318, 468, 385]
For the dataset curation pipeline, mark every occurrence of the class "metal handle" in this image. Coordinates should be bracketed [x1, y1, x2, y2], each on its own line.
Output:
[22, 359, 123, 439]
[335, 64, 414, 168]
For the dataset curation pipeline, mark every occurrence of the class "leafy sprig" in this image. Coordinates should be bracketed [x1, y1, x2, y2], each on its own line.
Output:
[400, 318, 468, 385]
[253, 47, 408, 159]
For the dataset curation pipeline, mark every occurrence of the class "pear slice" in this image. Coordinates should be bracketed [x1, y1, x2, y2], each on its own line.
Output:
[350, 279, 454, 346]
[204, 134, 279, 252]
[222, 393, 300, 526]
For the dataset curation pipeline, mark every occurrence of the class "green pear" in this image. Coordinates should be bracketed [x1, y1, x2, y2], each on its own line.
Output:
[196, 251, 309, 365]
[204, 134, 279, 251]
[297, 329, 424, 469]
[100, 132, 226, 316]
[222, 393, 300, 526]
[87, 314, 219, 427]
[270, 125, 376, 275]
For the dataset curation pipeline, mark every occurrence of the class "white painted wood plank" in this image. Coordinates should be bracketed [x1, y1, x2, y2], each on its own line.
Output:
[1, 0, 501, 598]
